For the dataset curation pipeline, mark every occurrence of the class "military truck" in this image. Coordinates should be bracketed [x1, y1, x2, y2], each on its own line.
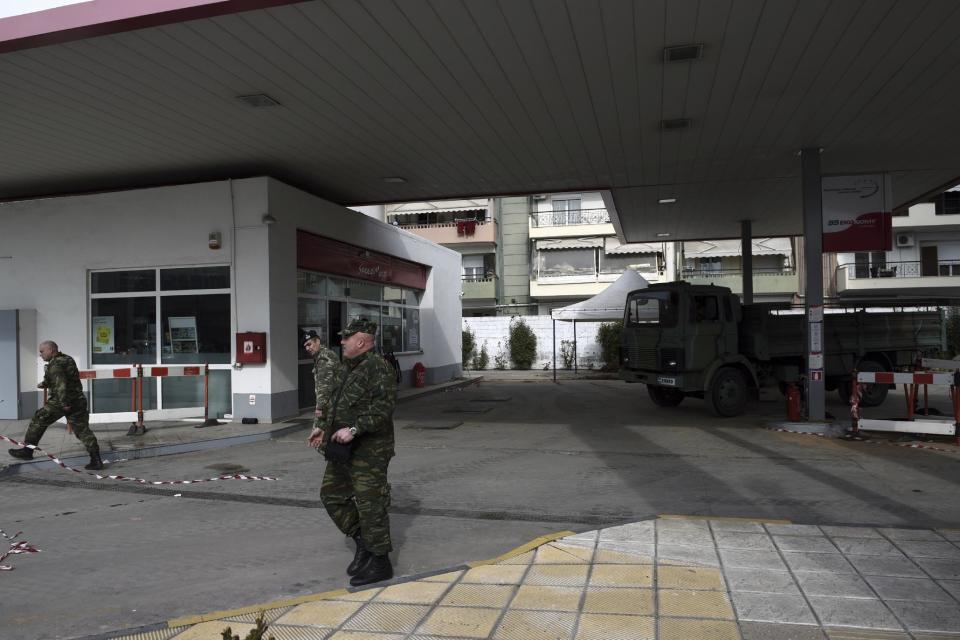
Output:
[619, 282, 944, 417]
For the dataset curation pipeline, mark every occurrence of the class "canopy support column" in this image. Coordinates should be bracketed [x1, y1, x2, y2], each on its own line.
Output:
[741, 219, 753, 305]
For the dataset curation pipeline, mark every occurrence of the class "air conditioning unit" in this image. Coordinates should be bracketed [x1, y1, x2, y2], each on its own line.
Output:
[895, 232, 914, 248]
[531, 194, 547, 201]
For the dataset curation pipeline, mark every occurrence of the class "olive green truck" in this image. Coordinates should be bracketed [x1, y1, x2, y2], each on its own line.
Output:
[619, 282, 944, 417]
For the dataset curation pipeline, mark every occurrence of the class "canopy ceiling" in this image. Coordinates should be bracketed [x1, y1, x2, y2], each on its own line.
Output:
[2, 1, 960, 242]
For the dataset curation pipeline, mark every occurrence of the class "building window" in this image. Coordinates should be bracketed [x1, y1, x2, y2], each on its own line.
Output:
[89, 266, 232, 416]
[551, 196, 582, 225]
[934, 191, 960, 216]
[600, 253, 660, 274]
[537, 248, 596, 278]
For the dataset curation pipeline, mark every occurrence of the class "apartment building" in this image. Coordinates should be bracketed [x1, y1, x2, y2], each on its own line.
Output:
[679, 237, 799, 303]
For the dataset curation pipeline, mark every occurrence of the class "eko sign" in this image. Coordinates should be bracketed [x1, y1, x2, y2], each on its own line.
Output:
[821, 174, 892, 253]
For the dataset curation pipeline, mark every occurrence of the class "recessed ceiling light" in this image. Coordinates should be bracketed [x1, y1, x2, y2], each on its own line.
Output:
[382, 177, 406, 183]
[658, 198, 677, 204]
[235, 93, 280, 108]
[656, 232, 671, 238]
[663, 44, 703, 63]
[661, 118, 691, 130]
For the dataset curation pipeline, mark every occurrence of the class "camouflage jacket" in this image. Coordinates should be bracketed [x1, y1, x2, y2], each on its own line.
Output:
[312, 346, 341, 428]
[325, 350, 397, 460]
[41, 352, 85, 409]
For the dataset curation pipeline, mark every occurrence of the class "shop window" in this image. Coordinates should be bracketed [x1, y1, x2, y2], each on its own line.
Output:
[329, 278, 381, 302]
[160, 266, 229, 290]
[298, 271, 327, 296]
[91, 269, 156, 294]
[91, 378, 157, 413]
[404, 308, 420, 351]
[91, 297, 157, 365]
[160, 294, 231, 364]
[381, 306, 403, 354]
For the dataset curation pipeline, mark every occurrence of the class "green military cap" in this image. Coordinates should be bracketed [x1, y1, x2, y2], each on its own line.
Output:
[339, 318, 378, 337]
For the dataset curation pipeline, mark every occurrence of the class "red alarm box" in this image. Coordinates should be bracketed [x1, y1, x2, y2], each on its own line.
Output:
[236, 332, 267, 364]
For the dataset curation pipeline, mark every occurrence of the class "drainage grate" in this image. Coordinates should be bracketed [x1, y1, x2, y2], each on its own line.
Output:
[403, 421, 463, 430]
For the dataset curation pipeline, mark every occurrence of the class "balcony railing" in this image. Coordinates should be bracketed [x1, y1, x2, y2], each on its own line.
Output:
[462, 273, 497, 282]
[681, 268, 796, 278]
[838, 260, 960, 279]
[532, 208, 611, 227]
[461, 274, 497, 299]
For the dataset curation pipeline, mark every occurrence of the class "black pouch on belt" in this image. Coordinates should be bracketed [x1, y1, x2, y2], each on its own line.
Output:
[323, 425, 355, 463]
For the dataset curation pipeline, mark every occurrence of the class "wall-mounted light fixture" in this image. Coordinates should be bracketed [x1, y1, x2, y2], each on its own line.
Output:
[208, 231, 222, 250]
[658, 197, 677, 204]
[261, 213, 277, 225]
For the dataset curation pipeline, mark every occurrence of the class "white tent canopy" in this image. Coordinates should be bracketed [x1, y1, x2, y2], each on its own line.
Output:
[551, 269, 649, 322]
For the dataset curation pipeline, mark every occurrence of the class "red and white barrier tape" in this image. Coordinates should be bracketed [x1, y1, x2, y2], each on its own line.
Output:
[78, 368, 135, 380]
[1, 435, 278, 484]
[764, 426, 960, 454]
[0, 528, 40, 571]
[856, 371, 954, 386]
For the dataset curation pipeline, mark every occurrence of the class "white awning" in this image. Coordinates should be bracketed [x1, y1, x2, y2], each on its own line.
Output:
[683, 237, 792, 258]
[386, 199, 488, 216]
[604, 238, 661, 255]
[535, 237, 604, 251]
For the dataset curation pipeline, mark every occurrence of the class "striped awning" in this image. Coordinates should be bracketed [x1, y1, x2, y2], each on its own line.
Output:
[386, 199, 489, 216]
[604, 238, 661, 255]
[683, 237, 792, 258]
[535, 237, 604, 251]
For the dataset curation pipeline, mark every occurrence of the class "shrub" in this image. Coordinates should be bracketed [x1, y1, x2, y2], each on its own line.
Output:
[559, 339, 575, 369]
[509, 316, 537, 370]
[222, 613, 275, 640]
[462, 327, 476, 369]
[476, 343, 490, 370]
[596, 321, 623, 371]
[494, 341, 508, 370]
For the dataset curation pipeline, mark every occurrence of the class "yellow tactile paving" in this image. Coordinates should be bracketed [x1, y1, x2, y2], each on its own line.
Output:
[170, 621, 256, 640]
[589, 564, 654, 588]
[492, 609, 577, 640]
[420, 570, 464, 583]
[657, 589, 735, 620]
[510, 585, 585, 611]
[534, 543, 594, 564]
[274, 600, 364, 628]
[524, 563, 591, 586]
[582, 587, 654, 616]
[657, 565, 725, 590]
[333, 588, 383, 602]
[328, 631, 404, 640]
[341, 603, 430, 634]
[498, 550, 535, 565]
[595, 547, 654, 564]
[659, 617, 742, 640]
[461, 563, 528, 584]
[575, 612, 655, 640]
[374, 581, 451, 604]
[415, 606, 502, 638]
[440, 583, 515, 608]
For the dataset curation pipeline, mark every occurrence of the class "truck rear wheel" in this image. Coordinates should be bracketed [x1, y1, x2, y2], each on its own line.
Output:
[839, 359, 888, 407]
[708, 367, 748, 417]
[648, 385, 684, 407]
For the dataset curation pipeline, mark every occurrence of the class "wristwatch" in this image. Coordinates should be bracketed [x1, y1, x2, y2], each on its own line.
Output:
[348, 426, 358, 436]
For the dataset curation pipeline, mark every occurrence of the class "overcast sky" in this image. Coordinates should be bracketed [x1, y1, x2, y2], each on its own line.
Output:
[0, 1, 92, 19]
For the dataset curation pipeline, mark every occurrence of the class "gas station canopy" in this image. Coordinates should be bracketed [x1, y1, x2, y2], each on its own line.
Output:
[2, 0, 959, 241]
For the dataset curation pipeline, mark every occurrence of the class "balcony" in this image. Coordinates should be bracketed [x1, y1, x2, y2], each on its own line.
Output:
[836, 260, 960, 297]
[681, 269, 799, 295]
[394, 219, 496, 245]
[529, 208, 615, 239]
[462, 274, 497, 300]
[531, 269, 666, 299]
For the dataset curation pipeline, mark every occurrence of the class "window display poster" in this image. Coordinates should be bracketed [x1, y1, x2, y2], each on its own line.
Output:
[169, 316, 198, 354]
[92, 316, 115, 354]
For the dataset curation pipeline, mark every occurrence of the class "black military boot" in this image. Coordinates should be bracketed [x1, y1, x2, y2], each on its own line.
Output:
[85, 451, 104, 471]
[347, 532, 372, 577]
[349, 553, 392, 587]
[8, 447, 34, 460]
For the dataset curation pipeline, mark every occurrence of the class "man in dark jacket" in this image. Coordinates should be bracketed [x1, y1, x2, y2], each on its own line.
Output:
[8, 341, 103, 470]
[320, 318, 397, 587]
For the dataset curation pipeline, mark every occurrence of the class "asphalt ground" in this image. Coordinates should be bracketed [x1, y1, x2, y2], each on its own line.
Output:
[1, 380, 958, 640]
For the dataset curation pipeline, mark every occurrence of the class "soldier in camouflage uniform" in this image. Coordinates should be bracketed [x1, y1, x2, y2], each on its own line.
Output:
[320, 318, 398, 587]
[302, 329, 341, 450]
[8, 341, 104, 470]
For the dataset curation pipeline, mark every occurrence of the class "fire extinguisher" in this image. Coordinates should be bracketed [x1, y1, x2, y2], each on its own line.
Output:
[785, 383, 802, 422]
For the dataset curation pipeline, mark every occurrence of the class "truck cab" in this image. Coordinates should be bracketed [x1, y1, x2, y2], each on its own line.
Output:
[619, 282, 756, 416]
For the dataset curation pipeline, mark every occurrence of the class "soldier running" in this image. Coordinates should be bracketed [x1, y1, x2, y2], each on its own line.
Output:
[318, 318, 398, 587]
[8, 341, 104, 470]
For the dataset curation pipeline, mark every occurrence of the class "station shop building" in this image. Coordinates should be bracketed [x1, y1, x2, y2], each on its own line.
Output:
[0, 177, 462, 423]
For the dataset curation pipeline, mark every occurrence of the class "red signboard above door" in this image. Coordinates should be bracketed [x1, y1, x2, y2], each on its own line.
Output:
[296, 231, 428, 290]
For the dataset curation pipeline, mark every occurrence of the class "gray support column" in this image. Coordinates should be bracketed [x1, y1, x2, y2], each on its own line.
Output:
[741, 220, 753, 305]
[801, 148, 825, 421]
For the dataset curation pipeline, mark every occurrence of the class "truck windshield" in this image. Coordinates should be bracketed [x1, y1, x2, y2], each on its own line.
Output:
[625, 291, 678, 328]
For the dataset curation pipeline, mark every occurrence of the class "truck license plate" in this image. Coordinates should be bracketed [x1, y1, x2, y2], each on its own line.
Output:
[656, 376, 676, 386]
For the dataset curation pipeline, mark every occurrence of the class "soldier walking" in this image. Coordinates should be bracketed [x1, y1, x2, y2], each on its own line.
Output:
[319, 318, 398, 587]
[303, 329, 341, 447]
[8, 341, 104, 470]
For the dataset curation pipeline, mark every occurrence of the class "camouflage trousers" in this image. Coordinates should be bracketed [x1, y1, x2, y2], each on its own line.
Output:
[320, 456, 392, 555]
[25, 402, 100, 455]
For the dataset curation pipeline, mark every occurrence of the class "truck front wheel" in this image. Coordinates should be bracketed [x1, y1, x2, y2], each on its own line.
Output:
[648, 385, 684, 407]
[839, 359, 888, 407]
[708, 367, 748, 417]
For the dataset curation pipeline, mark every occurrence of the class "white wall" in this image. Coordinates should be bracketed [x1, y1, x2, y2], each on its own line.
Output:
[463, 316, 614, 370]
